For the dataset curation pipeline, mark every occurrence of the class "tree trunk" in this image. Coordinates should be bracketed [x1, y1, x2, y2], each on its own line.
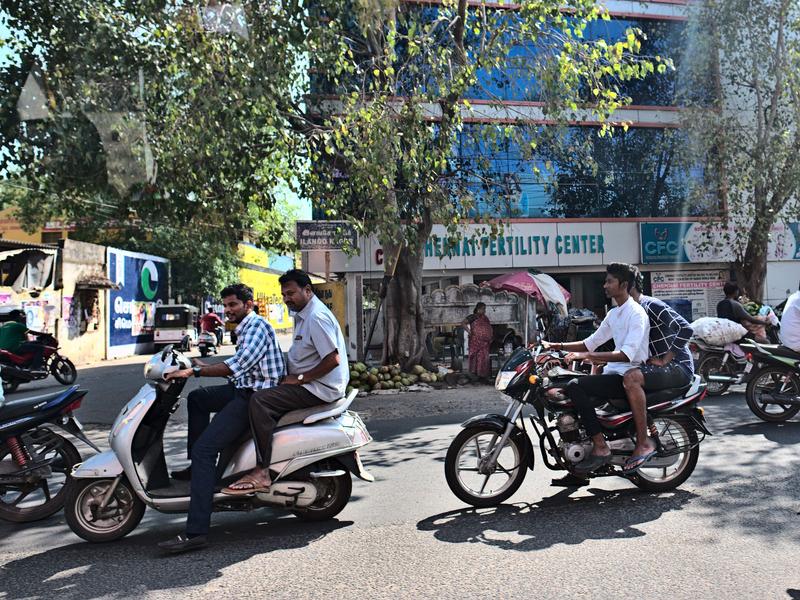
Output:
[381, 223, 435, 371]
[734, 221, 770, 301]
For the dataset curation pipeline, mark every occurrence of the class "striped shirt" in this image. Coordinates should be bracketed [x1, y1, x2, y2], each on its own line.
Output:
[224, 311, 285, 390]
[638, 294, 694, 376]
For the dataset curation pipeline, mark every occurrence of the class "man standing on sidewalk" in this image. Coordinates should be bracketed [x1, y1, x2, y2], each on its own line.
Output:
[158, 283, 284, 554]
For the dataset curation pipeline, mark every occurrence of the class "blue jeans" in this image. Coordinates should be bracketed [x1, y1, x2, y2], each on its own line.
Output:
[185, 383, 252, 537]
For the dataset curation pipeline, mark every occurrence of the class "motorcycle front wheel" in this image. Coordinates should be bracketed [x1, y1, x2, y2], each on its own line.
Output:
[631, 416, 699, 492]
[0, 433, 81, 523]
[51, 356, 77, 385]
[65, 477, 146, 542]
[444, 426, 530, 508]
[745, 367, 800, 422]
[697, 354, 734, 396]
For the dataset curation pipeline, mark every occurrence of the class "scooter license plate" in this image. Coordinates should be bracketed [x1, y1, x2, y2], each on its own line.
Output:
[744, 362, 753, 373]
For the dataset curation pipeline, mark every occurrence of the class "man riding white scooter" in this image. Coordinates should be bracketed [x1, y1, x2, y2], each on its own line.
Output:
[158, 283, 285, 554]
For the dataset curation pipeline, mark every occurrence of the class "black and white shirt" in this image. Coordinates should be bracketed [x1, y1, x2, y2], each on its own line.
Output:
[639, 294, 694, 377]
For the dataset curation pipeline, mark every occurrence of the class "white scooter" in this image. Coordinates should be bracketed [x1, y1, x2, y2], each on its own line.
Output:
[64, 346, 373, 543]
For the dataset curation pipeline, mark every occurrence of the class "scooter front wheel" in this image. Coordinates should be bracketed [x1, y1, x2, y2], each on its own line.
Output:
[65, 477, 146, 542]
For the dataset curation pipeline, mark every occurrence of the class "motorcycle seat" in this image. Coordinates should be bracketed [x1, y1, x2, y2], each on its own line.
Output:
[0, 387, 77, 422]
[276, 389, 359, 428]
[605, 384, 692, 410]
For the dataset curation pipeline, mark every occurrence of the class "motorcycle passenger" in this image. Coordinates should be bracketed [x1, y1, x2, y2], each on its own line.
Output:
[779, 282, 800, 352]
[159, 283, 285, 554]
[717, 282, 769, 343]
[621, 271, 694, 473]
[0, 310, 47, 374]
[200, 307, 224, 345]
[223, 269, 348, 496]
[544, 263, 649, 475]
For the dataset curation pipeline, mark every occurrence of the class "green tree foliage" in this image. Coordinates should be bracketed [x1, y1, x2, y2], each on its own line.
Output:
[0, 1, 304, 299]
[680, 0, 800, 300]
[306, 0, 669, 367]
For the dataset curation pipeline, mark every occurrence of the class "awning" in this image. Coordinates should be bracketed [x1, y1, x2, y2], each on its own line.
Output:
[0, 248, 58, 293]
[75, 274, 120, 290]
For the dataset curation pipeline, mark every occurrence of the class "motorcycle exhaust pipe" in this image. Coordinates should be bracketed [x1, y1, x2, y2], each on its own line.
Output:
[707, 375, 740, 383]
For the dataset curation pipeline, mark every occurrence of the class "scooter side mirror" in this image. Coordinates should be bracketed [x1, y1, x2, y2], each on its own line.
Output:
[161, 344, 174, 363]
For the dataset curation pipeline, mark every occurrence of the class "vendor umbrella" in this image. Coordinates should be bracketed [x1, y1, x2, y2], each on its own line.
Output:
[486, 271, 570, 305]
[486, 271, 571, 343]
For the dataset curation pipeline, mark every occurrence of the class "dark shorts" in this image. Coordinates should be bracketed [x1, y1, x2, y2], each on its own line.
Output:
[636, 362, 692, 391]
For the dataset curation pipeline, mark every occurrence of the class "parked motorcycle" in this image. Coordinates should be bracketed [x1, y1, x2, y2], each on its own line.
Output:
[741, 341, 800, 422]
[0, 384, 99, 522]
[0, 333, 78, 394]
[691, 338, 758, 396]
[65, 345, 373, 543]
[444, 346, 710, 507]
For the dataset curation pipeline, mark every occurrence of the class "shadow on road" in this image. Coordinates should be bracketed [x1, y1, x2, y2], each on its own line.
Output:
[0, 517, 352, 598]
[417, 487, 697, 551]
[718, 420, 800, 444]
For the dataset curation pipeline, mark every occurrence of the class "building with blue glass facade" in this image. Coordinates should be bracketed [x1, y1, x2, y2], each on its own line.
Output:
[304, 0, 800, 343]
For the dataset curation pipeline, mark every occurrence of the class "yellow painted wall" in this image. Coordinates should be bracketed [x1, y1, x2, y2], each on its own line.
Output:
[315, 282, 347, 332]
[237, 243, 292, 331]
[0, 207, 71, 243]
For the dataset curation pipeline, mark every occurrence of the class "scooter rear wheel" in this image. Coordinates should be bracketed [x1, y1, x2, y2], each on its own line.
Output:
[292, 472, 352, 521]
[65, 477, 146, 542]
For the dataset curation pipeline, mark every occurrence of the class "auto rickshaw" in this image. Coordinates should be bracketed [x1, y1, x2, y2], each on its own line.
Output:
[153, 304, 198, 351]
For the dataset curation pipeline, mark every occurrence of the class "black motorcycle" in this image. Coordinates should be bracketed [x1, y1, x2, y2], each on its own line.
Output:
[0, 385, 99, 522]
[444, 347, 710, 507]
[741, 342, 800, 422]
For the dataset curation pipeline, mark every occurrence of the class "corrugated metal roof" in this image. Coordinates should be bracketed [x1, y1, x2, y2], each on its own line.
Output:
[0, 238, 58, 251]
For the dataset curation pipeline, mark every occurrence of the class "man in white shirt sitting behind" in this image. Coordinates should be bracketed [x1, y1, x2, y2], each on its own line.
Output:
[780, 283, 800, 352]
[544, 263, 650, 474]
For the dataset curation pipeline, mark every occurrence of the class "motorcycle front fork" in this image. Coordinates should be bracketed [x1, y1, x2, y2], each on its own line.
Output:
[480, 398, 526, 473]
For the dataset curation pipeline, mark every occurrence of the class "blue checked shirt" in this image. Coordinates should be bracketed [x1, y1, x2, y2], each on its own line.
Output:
[224, 311, 285, 390]
[639, 295, 694, 377]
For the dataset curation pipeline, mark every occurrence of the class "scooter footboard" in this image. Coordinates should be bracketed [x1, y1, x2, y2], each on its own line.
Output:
[72, 450, 124, 478]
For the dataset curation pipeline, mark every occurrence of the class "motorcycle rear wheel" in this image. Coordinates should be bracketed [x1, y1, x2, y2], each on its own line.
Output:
[745, 367, 800, 422]
[698, 354, 734, 396]
[445, 426, 530, 508]
[630, 417, 699, 492]
[65, 477, 146, 542]
[292, 472, 352, 521]
[0, 434, 81, 523]
[51, 356, 77, 385]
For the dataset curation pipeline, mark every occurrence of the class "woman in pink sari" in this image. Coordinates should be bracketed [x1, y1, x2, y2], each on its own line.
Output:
[462, 302, 493, 379]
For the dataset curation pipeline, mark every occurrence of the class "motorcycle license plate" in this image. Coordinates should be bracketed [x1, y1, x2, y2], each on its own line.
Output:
[496, 371, 515, 391]
[744, 362, 753, 373]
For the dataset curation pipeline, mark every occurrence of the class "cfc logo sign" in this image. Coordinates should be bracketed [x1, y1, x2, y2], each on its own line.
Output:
[140, 260, 159, 300]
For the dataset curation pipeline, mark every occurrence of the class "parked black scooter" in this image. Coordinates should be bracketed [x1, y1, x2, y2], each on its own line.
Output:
[0, 384, 99, 522]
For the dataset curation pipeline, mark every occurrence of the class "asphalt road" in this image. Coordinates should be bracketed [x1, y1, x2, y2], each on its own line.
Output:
[2, 355, 800, 599]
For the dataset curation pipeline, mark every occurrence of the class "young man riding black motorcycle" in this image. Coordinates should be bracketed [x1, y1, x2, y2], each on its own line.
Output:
[542, 263, 650, 476]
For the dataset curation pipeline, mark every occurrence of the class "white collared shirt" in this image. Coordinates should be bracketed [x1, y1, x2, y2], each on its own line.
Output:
[780, 291, 800, 351]
[583, 297, 650, 376]
[287, 295, 349, 402]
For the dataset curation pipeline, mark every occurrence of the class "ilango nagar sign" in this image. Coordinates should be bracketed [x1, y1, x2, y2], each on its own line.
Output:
[296, 221, 358, 251]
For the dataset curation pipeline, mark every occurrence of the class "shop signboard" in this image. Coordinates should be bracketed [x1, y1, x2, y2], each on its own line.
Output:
[296, 221, 358, 251]
[650, 269, 728, 321]
[641, 221, 800, 264]
[107, 248, 170, 359]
